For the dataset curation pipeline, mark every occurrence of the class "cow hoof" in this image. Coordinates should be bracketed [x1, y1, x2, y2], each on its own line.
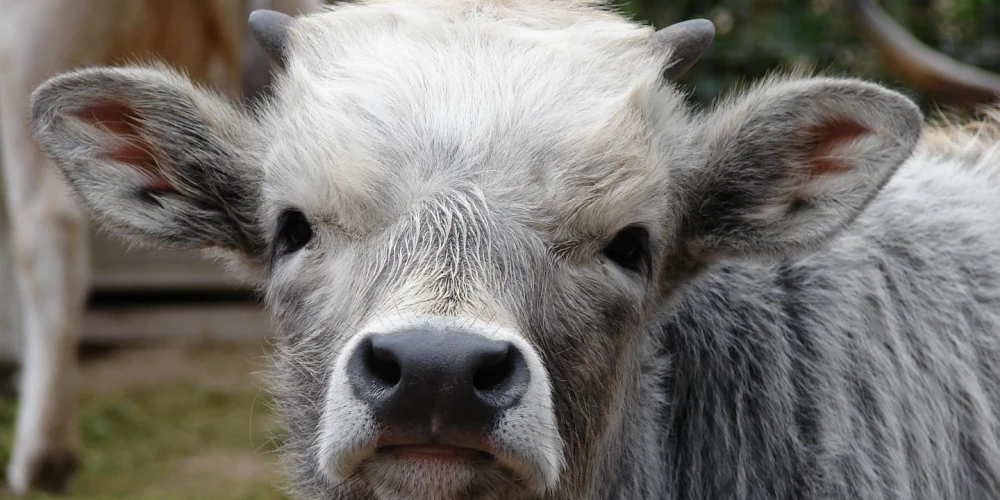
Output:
[6, 451, 79, 496]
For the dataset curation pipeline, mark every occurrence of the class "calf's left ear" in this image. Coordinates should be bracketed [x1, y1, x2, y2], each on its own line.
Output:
[677, 77, 923, 260]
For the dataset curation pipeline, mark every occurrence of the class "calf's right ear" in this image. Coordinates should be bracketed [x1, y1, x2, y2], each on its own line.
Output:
[29, 65, 266, 258]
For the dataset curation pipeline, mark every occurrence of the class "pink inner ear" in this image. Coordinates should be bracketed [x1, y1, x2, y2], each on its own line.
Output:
[73, 101, 176, 192]
[804, 119, 871, 176]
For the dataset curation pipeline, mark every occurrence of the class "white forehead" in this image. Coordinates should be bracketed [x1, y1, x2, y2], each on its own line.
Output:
[257, 0, 680, 228]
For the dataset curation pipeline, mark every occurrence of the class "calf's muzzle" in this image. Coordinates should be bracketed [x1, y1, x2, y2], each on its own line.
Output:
[347, 330, 529, 451]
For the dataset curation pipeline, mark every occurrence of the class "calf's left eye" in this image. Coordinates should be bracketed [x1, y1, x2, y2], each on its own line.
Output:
[603, 225, 651, 275]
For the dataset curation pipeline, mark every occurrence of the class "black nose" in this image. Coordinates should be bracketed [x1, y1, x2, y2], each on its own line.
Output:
[347, 331, 529, 433]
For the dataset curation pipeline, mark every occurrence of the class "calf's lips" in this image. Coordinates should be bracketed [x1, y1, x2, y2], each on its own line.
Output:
[374, 428, 496, 462]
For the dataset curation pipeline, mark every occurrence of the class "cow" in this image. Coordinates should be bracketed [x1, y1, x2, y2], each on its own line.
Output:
[0, 0, 321, 494]
[24, 0, 1000, 498]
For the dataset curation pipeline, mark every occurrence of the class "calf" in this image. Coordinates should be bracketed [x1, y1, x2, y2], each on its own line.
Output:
[25, 1, 1000, 498]
[0, 0, 321, 494]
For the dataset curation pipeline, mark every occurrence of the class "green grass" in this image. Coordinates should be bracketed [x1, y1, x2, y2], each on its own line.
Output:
[0, 346, 293, 500]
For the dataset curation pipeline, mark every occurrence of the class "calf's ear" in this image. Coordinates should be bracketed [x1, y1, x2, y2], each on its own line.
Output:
[677, 76, 923, 260]
[29, 65, 265, 257]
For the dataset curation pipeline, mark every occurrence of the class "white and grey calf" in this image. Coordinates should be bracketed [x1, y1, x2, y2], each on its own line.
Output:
[23, 0, 1000, 498]
[0, 0, 321, 495]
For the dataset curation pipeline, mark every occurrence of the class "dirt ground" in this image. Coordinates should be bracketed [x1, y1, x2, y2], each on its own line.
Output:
[0, 340, 292, 500]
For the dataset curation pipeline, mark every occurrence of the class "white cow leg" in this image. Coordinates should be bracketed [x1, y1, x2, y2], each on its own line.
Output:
[2, 78, 90, 496]
[0, 167, 22, 396]
[4, 178, 90, 495]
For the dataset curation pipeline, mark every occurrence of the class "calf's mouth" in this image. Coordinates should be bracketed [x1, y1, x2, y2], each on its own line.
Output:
[377, 444, 495, 461]
[375, 428, 497, 462]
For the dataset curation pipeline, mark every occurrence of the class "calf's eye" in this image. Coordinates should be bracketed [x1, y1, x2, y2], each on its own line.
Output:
[603, 225, 650, 275]
[276, 208, 313, 255]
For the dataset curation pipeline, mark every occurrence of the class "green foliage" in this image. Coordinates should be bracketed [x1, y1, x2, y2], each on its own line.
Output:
[612, 0, 1000, 111]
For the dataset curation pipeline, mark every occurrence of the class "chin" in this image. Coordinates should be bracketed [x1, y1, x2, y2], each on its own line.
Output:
[346, 445, 537, 500]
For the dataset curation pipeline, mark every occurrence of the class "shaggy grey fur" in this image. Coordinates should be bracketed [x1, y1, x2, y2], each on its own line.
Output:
[24, 1, 1000, 499]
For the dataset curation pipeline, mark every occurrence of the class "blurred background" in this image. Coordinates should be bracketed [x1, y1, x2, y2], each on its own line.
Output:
[623, 0, 1000, 112]
[1, 0, 998, 499]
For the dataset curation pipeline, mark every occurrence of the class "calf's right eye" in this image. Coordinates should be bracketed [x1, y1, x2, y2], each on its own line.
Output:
[276, 208, 313, 255]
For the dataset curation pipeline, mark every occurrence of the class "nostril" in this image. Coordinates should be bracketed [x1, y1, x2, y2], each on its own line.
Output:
[348, 336, 406, 406]
[366, 340, 401, 387]
[473, 347, 514, 392]
[351, 332, 531, 417]
[473, 344, 528, 408]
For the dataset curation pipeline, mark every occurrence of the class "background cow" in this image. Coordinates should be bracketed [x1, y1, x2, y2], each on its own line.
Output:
[0, 0, 321, 494]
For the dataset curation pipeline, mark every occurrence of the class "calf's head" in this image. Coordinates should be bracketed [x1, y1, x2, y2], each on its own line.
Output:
[28, 2, 922, 498]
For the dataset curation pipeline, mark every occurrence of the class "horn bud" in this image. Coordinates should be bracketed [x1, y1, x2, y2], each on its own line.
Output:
[249, 9, 295, 68]
[652, 19, 716, 81]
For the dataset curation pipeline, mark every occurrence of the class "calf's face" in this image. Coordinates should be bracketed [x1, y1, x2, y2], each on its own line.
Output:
[28, 5, 922, 499]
